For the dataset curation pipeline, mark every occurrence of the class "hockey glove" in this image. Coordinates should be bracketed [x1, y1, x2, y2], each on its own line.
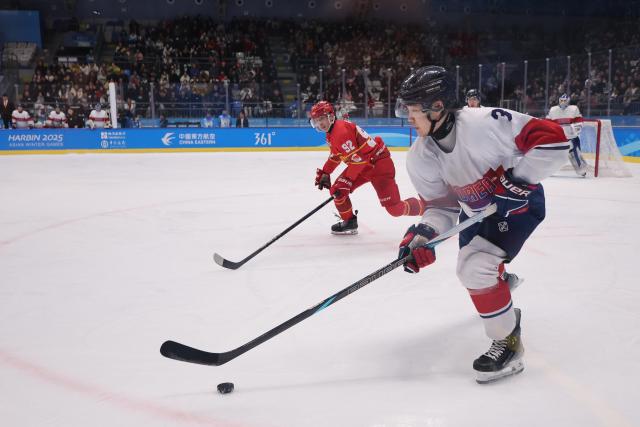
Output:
[493, 168, 538, 217]
[330, 176, 353, 198]
[398, 223, 437, 274]
[315, 168, 331, 190]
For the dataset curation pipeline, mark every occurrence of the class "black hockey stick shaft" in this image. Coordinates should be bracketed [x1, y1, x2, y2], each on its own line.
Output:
[161, 205, 497, 366]
[213, 196, 335, 270]
[161, 255, 407, 366]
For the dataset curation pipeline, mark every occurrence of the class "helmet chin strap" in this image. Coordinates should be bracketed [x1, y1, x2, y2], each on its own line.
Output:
[427, 111, 456, 152]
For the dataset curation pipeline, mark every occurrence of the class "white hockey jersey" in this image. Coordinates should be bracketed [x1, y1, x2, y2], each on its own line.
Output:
[406, 107, 569, 232]
[547, 105, 583, 139]
[47, 110, 68, 128]
[11, 109, 33, 129]
[88, 109, 110, 128]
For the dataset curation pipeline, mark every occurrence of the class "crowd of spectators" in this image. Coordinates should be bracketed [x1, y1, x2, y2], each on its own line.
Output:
[286, 17, 640, 117]
[4, 15, 640, 128]
[9, 16, 283, 128]
[109, 17, 282, 121]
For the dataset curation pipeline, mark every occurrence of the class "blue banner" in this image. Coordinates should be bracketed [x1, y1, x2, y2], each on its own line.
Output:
[613, 127, 640, 157]
[0, 127, 413, 152]
[3, 125, 637, 156]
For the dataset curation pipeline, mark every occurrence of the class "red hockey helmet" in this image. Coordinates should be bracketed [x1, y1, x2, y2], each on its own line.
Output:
[310, 101, 335, 118]
[310, 101, 336, 132]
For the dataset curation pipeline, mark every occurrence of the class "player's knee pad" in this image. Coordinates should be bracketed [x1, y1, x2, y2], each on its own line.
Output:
[456, 236, 507, 290]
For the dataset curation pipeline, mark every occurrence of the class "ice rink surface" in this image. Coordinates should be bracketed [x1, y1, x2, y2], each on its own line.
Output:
[1, 151, 639, 427]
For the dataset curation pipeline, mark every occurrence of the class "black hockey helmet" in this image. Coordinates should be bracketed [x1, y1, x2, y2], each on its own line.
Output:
[465, 88, 481, 102]
[395, 65, 457, 118]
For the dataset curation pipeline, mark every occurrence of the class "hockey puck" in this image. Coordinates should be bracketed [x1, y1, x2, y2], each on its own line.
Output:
[217, 382, 234, 394]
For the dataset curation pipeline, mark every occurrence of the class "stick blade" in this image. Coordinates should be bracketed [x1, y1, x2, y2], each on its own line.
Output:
[213, 253, 242, 270]
[160, 340, 228, 366]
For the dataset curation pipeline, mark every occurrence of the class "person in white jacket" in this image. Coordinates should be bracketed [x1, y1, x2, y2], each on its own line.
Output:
[87, 103, 110, 129]
[11, 104, 34, 129]
[46, 104, 68, 128]
[395, 65, 569, 384]
[547, 94, 588, 176]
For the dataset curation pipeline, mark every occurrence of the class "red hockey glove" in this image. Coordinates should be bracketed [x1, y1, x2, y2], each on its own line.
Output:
[315, 168, 331, 190]
[398, 224, 437, 274]
[330, 176, 353, 198]
[493, 168, 539, 217]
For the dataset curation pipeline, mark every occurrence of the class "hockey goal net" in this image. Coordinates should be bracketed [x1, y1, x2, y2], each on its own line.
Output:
[561, 119, 632, 177]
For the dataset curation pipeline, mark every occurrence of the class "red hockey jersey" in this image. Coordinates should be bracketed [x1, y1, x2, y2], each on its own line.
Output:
[320, 120, 389, 180]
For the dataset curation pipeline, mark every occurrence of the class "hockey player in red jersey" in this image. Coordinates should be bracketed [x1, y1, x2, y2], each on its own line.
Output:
[395, 66, 569, 383]
[310, 101, 424, 235]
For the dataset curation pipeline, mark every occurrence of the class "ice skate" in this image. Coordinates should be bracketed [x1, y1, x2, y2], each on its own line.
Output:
[331, 212, 358, 235]
[473, 308, 524, 384]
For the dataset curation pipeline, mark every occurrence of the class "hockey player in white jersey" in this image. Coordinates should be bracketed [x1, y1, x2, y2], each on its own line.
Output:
[11, 104, 34, 129]
[46, 104, 68, 128]
[464, 88, 482, 108]
[87, 103, 110, 129]
[395, 66, 569, 383]
[547, 93, 588, 176]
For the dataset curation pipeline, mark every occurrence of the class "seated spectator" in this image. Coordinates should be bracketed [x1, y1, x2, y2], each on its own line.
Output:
[219, 110, 231, 127]
[159, 114, 168, 128]
[11, 104, 34, 129]
[67, 108, 84, 128]
[202, 110, 215, 128]
[236, 110, 249, 128]
[33, 106, 48, 128]
[46, 104, 68, 128]
[87, 103, 110, 129]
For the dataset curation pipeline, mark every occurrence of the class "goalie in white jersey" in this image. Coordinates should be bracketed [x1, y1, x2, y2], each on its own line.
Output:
[547, 93, 588, 176]
[395, 66, 569, 383]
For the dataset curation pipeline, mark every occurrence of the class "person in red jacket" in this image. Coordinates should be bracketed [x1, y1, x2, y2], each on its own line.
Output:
[311, 100, 424, 235]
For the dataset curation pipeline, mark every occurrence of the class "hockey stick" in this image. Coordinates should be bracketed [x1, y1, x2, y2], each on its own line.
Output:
[161, 204, 497, 366]
[213, 196, 335, 270]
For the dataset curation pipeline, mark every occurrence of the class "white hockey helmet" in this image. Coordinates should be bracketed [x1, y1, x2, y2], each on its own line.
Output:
[559, 93, 569, 109]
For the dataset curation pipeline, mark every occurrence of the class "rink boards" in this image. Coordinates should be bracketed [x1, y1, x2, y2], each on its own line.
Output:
[1, 125, 639, 159]
[0, 127, 413, 154]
